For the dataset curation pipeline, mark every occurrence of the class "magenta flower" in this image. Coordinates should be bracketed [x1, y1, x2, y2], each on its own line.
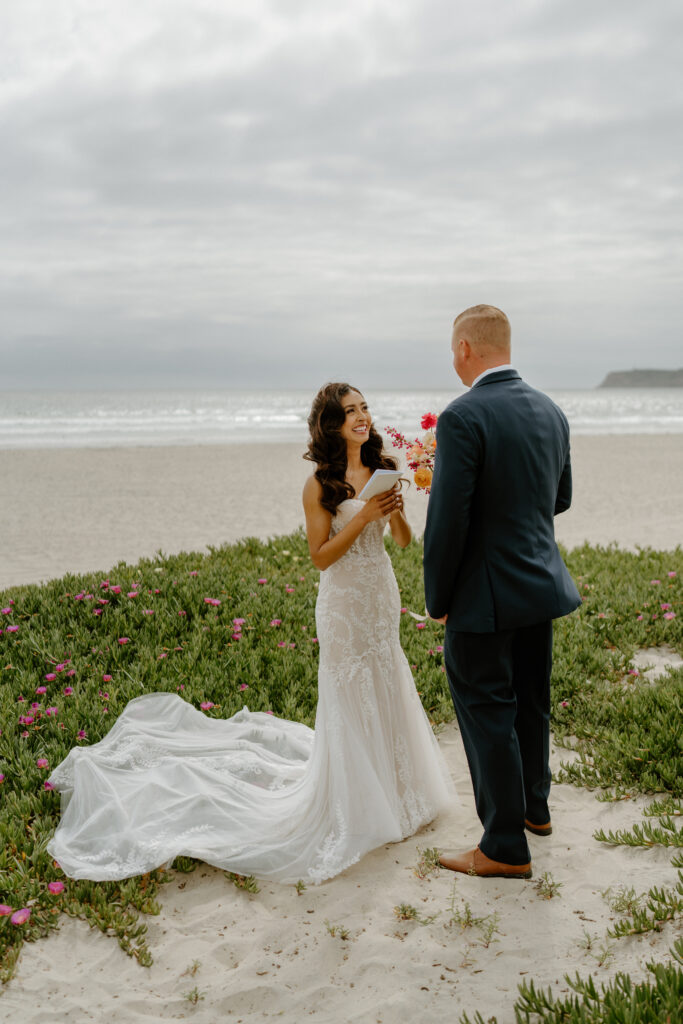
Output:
[6, 625, 18, 633]
[560, 700, 569, 708]
[63, 687, 74, 696]
[664, 611, 676, 620]
[400, 607, 407, 614]
[20, 731, 29, 738]
[110, 585, 121, 594]
[143, 609, 154, 615]
[98, 598, 109, 605]
[158, 652, 168, 659]
[0, 774, 4, 783]
[36, 758, 49, 768]
[99, 691, 109, 700]
[270, 619, 282, 627]
[35, 686, 47, 694]
[628, 669, 639, 676]
[44, 673, 56, 681]
[311, 637, 318, 643]
[200, 701, 215, 710]
[189, 570, 199, 576]
[44, 780, 55, 791]
[46, 707, 58, 717]
[231, 633, 241, 641]
[667, 571, 677, 578]
[289, 643, 296, 649]
[416, 622, 426, 629]
[661, 603, 672, 610]
[47, 881, 65, 894]
[100, 580, 110, 589]
[277, 641, 286, 648]
[178, 610, 187, 617]
[233, 618, 246, 626]
[266, 710, 274, 716]
[19, 716, 34, 726]
[1, 607, 11, 615]
[16, 695, 25, 702]
[102, 674, 112, 683]
[77, 729, 87, 739]
[257, 578, 267, 585]
[10, 908, 31, 926]
[66, 669, 76, 677]
[55, 663, 67, 672]
[204, 597, 221, 606]
[421, 412, 438, 429]
[118, 637, 130, 645]
[239, 683, 249, 691]
[0, 905, 12, 916]
[127, 591, 138, 599]
[597, 612, 606, 619]
[650, 579, 661, 585]
[31, 702, 40, 709]
[285, 587, 295, 594]
[636, 614, 644, 621]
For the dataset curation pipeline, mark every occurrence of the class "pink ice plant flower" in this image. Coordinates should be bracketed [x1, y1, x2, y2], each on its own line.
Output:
[36, 758, 49, 768]
[10, 908, 31, 926]
[143, 609, 154, 615]
[233, 618, 246, 626]
[239, 684, 248, 691]
[189, 570, 198, 576]
[102, 675, 112, 683]
[257, 578, 267, 584]
[118, 637, 130, 645]
[667, 571, 677, 578]
[0, 905, 12, 916]
[277, 641, 286, 648]
[270, 619, 282, 627]
[35, 686, 47, 694]
[0, 774, 5, 783]
[6, 625, 18, 633]
[47, 881, 65, 894]
[650, 579, 661, 585]
[77, 730, 87, 740]
[45, 673, 57, 681]
[661, 603, 672, 610]
[664, 612, 676, 620]
[231, 634, 241, 641]
[178, 610, 187, 617]
[63, 687, 74, 696]
[200, 701, 215, 710]
[66, 669, 76, 677]
[1, 607, 11, 615]
[110, 585, 121, 594]
[636, 614, 644, 621]
[44, 781, 55, 791]
[416, 622, 426, 629]
[46, 707, 58, 717]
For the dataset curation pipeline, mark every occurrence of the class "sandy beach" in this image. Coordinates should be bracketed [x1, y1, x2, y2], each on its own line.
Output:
[0, 434, 681, 591]
[1, 434, 682, 1022]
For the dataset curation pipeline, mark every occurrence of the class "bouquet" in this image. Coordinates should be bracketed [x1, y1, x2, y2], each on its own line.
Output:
[385, 412, 438, 492]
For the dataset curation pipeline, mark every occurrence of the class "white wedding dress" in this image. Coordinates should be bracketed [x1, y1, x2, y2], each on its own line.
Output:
[47, 501, 454, 884]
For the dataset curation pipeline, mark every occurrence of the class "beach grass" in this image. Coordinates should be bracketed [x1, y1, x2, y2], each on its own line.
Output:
[0, 533, 681, 1012]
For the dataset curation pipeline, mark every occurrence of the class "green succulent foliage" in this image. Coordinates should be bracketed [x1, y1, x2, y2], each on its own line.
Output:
[0, 533, 681, 995]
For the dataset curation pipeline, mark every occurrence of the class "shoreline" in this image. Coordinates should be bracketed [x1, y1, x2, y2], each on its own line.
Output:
[1, 433, 681, 591]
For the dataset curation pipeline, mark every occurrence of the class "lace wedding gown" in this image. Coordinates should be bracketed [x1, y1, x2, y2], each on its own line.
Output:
[47, 501, 454, 884]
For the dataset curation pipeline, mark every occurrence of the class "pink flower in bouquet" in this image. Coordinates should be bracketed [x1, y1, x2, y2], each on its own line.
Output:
[48, 881, 65, 894]
[10, 908, 31, 926]
[421, 413, 438, 430]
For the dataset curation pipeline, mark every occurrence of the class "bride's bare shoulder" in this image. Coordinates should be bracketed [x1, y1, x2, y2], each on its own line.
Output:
[302, 473, 323, 507]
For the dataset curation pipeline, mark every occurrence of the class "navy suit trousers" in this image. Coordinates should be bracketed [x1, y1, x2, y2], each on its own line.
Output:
[444, 620, 553, 865]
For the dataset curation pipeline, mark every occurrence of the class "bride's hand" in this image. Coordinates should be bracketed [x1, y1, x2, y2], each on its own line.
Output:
[361, 486, 402, 523]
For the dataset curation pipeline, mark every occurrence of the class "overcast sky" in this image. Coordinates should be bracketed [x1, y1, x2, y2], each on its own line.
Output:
[1, 0, 682, 390]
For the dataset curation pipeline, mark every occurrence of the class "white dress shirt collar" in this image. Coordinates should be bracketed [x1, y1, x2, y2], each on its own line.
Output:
[470, 364, 516, 388]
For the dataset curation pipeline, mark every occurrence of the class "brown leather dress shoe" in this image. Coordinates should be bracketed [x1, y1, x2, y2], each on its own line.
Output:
[438, 846, 532, 879]
[525, 819, 553, 836]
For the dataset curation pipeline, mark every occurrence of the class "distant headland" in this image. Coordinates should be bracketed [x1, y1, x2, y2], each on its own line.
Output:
[598, 369, 683, 387]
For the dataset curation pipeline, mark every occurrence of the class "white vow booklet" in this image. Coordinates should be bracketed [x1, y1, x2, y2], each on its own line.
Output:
[357, 470, 404, 501]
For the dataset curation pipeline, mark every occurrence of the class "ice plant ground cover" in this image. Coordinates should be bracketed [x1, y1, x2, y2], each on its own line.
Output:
[0, 533, 681, 1018]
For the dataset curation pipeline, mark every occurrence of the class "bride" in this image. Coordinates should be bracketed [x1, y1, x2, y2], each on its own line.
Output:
[47, 383, 454, 884]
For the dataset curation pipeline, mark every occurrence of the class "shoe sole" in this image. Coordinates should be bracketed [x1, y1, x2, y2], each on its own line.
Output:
[525, 821, 552, 836]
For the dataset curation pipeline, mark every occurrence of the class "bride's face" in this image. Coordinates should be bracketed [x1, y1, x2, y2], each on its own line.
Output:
[338, 390, 371, 447]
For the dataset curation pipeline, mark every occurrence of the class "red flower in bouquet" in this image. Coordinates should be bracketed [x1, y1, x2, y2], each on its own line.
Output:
[385, 413, 438, 492]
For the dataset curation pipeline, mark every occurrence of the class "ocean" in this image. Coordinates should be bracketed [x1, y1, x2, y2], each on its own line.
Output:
[1, 388, 682, 449]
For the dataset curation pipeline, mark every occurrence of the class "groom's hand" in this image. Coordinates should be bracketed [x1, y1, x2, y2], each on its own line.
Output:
[429, 613, 448, 625]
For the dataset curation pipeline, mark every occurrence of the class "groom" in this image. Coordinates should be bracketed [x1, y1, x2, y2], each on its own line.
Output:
[423, 304, 581, 879]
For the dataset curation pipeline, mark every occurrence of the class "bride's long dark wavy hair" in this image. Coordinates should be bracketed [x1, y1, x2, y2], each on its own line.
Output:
[304, 382, 398, 515]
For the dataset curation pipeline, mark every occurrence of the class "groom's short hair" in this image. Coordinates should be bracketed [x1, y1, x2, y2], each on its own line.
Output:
[453, 305, 511, 354]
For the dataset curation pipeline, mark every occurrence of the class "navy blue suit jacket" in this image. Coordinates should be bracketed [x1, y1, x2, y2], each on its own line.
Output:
[423, 369, 581, 632]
